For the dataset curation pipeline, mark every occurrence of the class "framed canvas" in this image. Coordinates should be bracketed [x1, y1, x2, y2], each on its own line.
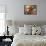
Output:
[24, 5, 37, 15]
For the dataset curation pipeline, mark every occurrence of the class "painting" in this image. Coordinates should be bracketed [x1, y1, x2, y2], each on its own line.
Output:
[24, 5, 37, 15]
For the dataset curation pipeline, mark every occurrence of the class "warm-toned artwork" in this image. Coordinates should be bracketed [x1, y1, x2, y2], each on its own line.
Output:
[24, 5, 37, 15]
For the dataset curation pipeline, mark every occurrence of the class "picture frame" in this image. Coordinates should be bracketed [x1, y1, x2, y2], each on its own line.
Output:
[24, 5, 37, 15]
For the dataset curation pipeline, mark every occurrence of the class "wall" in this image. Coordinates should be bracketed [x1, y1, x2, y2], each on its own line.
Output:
[0, 0, 46, 35]
[0, 0, 46, 22]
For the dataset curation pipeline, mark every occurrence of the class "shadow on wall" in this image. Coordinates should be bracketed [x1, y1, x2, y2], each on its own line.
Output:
[5, 20, 46, 27]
